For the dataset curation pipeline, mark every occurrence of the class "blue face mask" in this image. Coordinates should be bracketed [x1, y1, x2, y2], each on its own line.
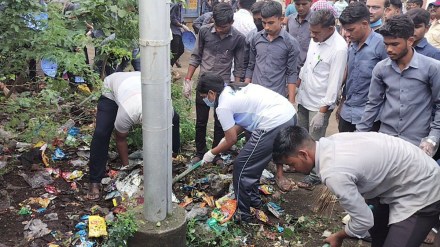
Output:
[203, 96, 215, 108]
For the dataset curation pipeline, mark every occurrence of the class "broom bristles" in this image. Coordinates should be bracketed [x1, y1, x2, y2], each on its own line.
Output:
[311, 186, 337, 217]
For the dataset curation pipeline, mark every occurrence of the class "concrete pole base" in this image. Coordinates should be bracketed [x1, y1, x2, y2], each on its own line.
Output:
[128, 204, 187, 247]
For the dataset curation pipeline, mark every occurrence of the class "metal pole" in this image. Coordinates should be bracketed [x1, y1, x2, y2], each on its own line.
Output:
[139, 0, 172, 221]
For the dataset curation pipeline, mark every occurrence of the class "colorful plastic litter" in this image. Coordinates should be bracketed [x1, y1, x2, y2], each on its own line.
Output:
[267, 202, 284, 219]
[251, 208, 269, 224]
[61, 170, 83, 182]
[88, 215, 108, 237]
[52, 148, 67, 161]
[259, 185, 275, 195]
[44, 185, 60, 195]
[18, 206, 32, 215]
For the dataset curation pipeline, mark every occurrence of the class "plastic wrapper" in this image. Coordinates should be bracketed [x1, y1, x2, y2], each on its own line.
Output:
[211, 199, 237, 224]
[267, 202, 284, 219]
[178, 196, 193, 208]
[206, 218, 227, 233]
[52, 148, 67, 161]
[23, 219, 51, 241]
[258, 185, 275, 195]
[44, 185, 60, 195]
[45, 168, 61, 178]
[88, 215, 108, 237]
[61, 170, 83, 182]
[21, 197, 51, 208]
[251, 208, 269, 224]
[202, 195, 215, 207]
[75, 222, 87, 230]
[18, 206, 32, 215]
[215, 192, 235, 208]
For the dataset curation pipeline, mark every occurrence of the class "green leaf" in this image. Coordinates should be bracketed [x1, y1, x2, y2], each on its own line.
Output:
[118, 9, 127, 18]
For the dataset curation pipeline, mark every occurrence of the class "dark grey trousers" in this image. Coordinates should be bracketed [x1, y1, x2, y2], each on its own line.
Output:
[367, 198, 440, 247]
[233, 117, 297, 220]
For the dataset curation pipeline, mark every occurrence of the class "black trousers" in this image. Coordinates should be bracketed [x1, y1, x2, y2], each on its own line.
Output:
[194, 93, 224, 158]
[338, 117, 357, 132]
[367, 198, 440, 247]
[170, 34, 184, 67]
[233, 117, 296, 220]
[89, 96, 181, 183]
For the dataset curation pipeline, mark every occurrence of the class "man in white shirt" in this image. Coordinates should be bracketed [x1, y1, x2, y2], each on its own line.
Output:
[273, 126, 440, 246]
[293, 9, 347, 189]
[87, 72, 180, 200]
[233, 0, 257, 36]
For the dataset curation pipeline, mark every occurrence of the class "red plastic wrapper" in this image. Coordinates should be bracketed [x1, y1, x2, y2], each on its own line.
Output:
[219, 199, 237, 224]
[44, 185, 60, 195]
[107, 169, 119, 179]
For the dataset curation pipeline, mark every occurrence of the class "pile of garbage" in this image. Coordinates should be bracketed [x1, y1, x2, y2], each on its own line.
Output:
[0, 120, 143, 246]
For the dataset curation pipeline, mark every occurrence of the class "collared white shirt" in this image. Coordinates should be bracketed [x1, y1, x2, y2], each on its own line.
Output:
[427, 20, 440, 50]
[297, 31, 348, 111]
[233, 9, 256, 37]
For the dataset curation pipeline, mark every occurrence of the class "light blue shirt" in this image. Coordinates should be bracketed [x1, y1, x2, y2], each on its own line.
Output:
[340, 31, 387, 124]
[357, 51, 440, 145]
[285, 4, 297, 17]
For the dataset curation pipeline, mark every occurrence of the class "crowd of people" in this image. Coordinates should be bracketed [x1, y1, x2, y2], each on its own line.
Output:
[87, 0, 440, 246]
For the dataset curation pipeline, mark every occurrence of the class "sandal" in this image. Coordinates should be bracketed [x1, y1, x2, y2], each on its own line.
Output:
[275, 177, 298, 192]
[423, 228, 437, 244]
[297, 181, 316, 191]
[85, 182, 101, 201]
[297, 175, 321, 191]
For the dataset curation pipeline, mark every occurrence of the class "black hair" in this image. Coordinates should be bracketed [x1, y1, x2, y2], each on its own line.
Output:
[294, 0, 312, 3]
[272, 126, 314, 163]
[388, 0, 403, 9]
[251, 1, 266, 14]
[378, 14, 414, 39]
[339, 2, 370, 25]
[309, 9, 335, 27]
[406, 8, 430, 26]
[261, 0, 282, 18]
[239, 0, 257, 11]
[213, 2, 234, 25]
[407, 0, 423, 7]
[196, 72, 225, 94]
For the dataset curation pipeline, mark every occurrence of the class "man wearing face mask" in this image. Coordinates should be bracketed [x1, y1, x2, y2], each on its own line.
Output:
[245, 0, 300, 191]
[183, 3, 246, 164]
[197, 72, 297, 223]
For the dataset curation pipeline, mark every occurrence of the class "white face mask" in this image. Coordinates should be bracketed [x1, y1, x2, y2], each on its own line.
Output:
[203, 96, 215, 107]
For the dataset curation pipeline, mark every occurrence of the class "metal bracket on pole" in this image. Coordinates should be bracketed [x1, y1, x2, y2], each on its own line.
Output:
[139, 39, 169, 47]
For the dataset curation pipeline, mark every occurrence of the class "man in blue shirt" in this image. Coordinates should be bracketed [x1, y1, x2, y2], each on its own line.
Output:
[406, 8, 440, 60]
[357, 15, 440, 157]
[337, 2, 387, 132]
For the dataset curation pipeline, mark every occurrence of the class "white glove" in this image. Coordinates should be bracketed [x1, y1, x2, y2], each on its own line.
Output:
[419, 136, 439, 157]
[182, 24, 190, 32]
[291, 102, 298, 111]
[310, 112, 325, 131]
[183, 78, 193, 99]
[202, 150, 216, 164]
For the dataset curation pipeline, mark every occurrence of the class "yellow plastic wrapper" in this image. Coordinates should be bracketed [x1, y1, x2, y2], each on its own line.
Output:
[34, 141, 46, 148]
[78, 84, 91, 94]
[88, 215, 108, 237]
